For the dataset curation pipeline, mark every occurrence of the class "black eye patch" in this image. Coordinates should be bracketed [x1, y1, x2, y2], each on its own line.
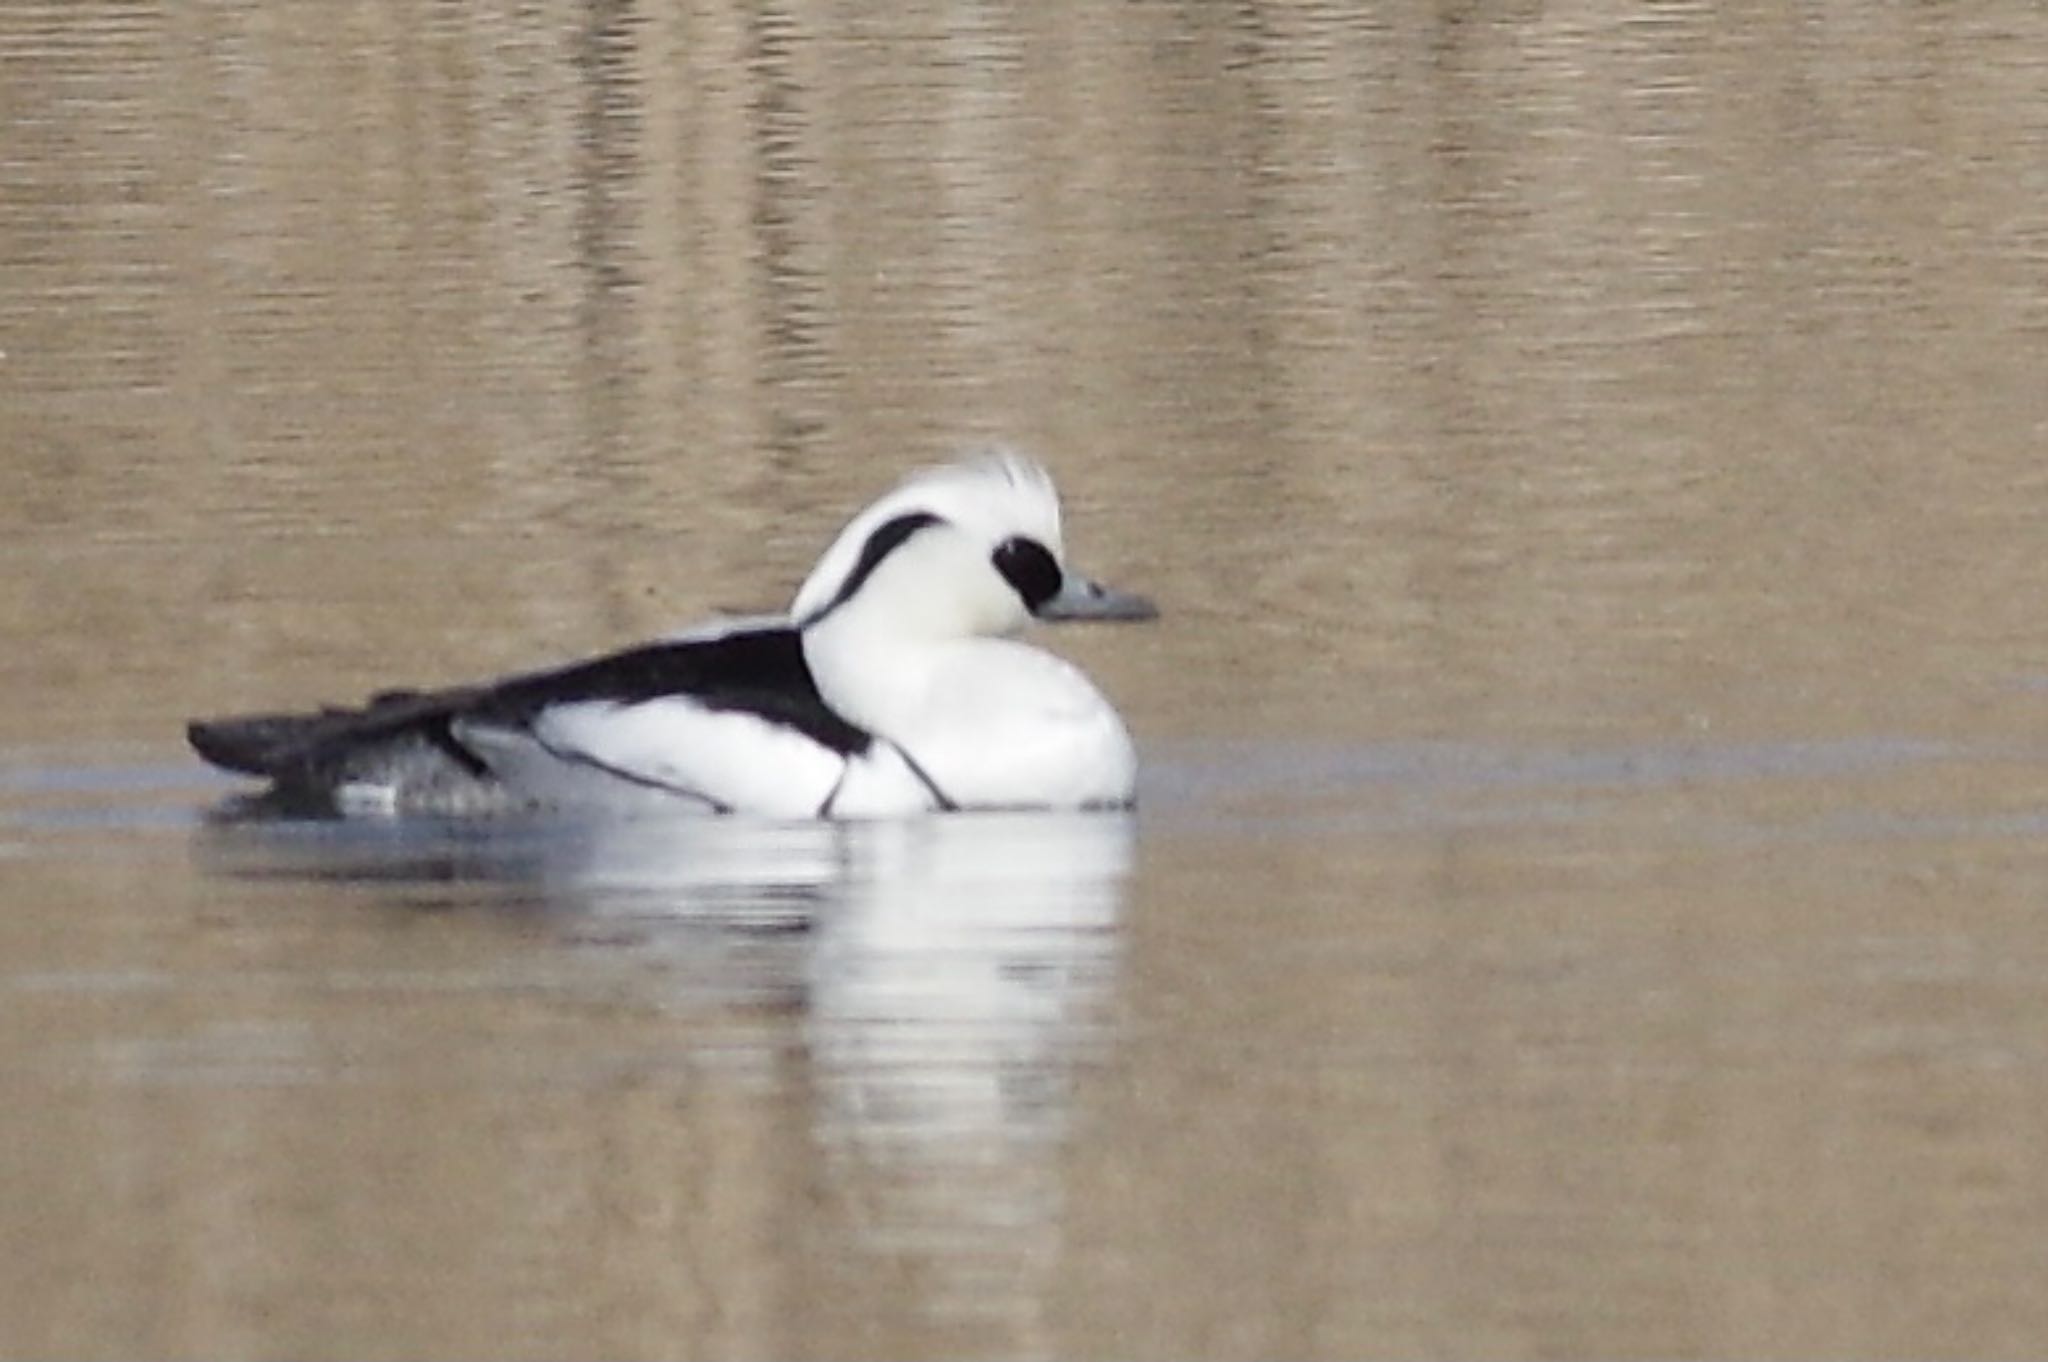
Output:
[992, 536, 1063, 613]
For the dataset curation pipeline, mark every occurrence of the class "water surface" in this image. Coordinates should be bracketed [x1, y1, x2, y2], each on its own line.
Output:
[5, 1, 2048, 1356]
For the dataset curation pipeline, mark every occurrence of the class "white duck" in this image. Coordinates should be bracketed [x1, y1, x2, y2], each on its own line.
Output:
[188, 451, 1155, 817]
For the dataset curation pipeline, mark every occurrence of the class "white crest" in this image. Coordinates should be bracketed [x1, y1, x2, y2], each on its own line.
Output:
[789, 448, 1066, 624]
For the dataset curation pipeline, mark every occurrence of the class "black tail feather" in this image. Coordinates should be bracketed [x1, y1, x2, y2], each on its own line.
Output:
[186, 714, 322, 777]
[186, 686, 488, 782]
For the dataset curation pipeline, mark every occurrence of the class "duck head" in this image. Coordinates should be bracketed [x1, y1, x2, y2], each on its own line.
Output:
[790, 450, 1157, 641]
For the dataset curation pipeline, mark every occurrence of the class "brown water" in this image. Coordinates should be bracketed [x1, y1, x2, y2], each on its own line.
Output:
[6, 1, 2048, 1356]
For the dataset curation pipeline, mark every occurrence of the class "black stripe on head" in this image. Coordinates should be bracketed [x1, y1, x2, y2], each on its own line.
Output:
[801, 511, 944, 627]
[992, 536, 1063, 615]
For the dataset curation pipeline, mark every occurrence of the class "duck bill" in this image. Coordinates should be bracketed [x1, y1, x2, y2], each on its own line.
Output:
[1036, 572, 1159, 623]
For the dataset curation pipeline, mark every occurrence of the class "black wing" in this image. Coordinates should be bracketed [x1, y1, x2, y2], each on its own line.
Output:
[187, 625, 870, 783]
[473, 627, 869, 754]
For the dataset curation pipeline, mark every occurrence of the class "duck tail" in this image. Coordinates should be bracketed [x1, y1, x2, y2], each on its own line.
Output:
[186, 711, 324, 777]
[186, 687, 490, 782]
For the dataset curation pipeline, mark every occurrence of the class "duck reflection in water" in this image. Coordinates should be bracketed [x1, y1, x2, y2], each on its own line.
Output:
[196, 806, 1133, 1325]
